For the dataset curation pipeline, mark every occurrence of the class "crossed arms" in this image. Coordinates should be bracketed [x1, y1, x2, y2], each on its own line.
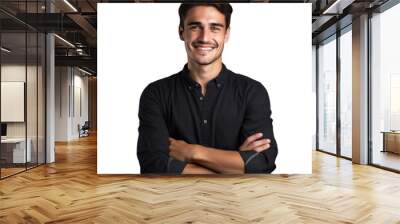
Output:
[169, 133, 271, 174]
[137, 81, 278, 174]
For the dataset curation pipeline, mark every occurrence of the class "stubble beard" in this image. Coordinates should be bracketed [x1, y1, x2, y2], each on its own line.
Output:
[190, 45, 224, 66]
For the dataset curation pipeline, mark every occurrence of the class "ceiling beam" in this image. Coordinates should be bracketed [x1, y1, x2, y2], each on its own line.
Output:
[55, 55, 96, 69]
[322, 0, 356, 14]
[67, 13, 97, 39]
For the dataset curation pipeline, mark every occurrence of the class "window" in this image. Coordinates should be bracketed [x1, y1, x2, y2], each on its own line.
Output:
[339, 27, 352, 158]
[371, 2, 400, 171]
[318, 35, 337, 154]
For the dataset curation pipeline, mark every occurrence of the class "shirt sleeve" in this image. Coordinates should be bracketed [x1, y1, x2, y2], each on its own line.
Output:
[137, 83, 187, 174]
[238, 81, 278, 173]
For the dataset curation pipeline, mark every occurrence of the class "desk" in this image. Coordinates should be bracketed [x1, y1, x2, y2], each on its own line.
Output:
[1, 138, 31, 163]
[381, 131, 400, 154]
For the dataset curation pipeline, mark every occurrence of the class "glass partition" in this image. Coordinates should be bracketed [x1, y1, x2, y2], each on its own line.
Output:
[1, 31, 28, 177]
[27, 30, 38, 169]
[38, 32, 45, 165]
[26, 0, 45, 169]
[0, 1, 46, 179]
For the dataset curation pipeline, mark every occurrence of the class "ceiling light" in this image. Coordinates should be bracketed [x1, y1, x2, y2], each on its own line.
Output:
[322, 0, 355, 15]
[54, 34, 75, 48]
[1, 47, 11, 53]
[78, 67, 93, 76]
[63, 0, 78, 12]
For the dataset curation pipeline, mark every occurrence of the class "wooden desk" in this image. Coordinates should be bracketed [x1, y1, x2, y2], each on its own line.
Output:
[1, 138, 32, 163]
[381, 131, 400, 154]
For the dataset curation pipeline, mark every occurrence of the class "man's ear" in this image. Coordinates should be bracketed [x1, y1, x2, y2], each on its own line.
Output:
[179, 26, 184, 41]
[224, 27, 230, 43]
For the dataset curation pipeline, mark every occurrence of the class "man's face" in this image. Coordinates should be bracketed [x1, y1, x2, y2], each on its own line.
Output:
[179, 6, 230, 66]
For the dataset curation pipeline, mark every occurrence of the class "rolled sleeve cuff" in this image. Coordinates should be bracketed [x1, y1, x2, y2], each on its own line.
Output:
[167, 157, 187, 174]
[239, 150, 272, 173]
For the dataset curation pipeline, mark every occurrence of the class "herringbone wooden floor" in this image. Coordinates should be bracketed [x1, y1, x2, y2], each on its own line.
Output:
[1, 134, 400, 224]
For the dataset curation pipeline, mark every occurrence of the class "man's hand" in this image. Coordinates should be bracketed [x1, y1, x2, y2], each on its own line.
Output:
[182, 163, 217, 174]
[169, 138, 197, 162]
[239, 133, 270, 152]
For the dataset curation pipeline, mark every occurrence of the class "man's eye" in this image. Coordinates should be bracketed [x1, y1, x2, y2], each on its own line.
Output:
[190, 26, 200, 30]
[210, 26, 221, 32]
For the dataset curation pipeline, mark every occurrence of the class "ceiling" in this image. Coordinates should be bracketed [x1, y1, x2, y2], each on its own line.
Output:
[0, 0, 393, 75]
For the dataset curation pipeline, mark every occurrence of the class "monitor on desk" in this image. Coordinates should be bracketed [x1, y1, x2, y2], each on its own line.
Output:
[1, 123, 7, 138]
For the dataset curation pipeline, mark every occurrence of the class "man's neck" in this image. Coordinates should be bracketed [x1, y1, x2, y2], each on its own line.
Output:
[187, 61, 223, 87]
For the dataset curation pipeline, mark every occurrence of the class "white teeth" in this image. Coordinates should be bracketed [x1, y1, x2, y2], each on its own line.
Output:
[197, 47, 212, 51]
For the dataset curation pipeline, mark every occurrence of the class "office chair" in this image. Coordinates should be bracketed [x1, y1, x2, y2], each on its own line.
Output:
[79, 121, 90, 138]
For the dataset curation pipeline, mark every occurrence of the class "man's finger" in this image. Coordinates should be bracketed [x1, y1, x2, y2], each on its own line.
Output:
[244, 133, 263, 146]
[254, 143, 270, 153]
[248, 138, 269, 149]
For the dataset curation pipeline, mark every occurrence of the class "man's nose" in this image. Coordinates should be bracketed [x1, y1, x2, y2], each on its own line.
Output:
[198, 27, 212, 42]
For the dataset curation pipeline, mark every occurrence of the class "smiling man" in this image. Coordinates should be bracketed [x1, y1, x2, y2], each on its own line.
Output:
[137, 3, 278, 174]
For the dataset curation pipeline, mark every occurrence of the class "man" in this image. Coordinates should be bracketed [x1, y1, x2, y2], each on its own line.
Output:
[137, 3, 278, 174]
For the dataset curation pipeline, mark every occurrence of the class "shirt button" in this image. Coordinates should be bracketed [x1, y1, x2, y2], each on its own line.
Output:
[199, 96, 203, 101]
[217, 83, 221, 88]
[203, 119, 208, 124]
[188, 86, 192, 90]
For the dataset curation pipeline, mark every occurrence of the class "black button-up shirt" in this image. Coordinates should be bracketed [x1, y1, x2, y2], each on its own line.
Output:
[137, 64, 278, 174]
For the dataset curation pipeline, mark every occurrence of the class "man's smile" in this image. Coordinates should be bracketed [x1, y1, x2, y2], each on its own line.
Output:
[192, 44, 217, 55]
[196, 46, 213, 51]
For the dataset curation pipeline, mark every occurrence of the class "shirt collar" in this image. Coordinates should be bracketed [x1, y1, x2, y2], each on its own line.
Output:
[181, 63, 228, 89]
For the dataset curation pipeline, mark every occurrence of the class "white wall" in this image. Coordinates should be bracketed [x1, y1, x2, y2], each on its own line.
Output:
[1, 65, 26, 125]
[55, 66, 69, 141]
[98, 3, 312, 174]
[1, 65, 39, 138]
[73, 72, 89, 137]
[55, 66, 89, 141]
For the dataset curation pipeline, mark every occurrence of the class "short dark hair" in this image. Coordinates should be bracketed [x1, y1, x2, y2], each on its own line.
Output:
[178, 3, 233, 30]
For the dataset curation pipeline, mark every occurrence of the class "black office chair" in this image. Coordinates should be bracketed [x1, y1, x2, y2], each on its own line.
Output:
[79, 121, 90, 138]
